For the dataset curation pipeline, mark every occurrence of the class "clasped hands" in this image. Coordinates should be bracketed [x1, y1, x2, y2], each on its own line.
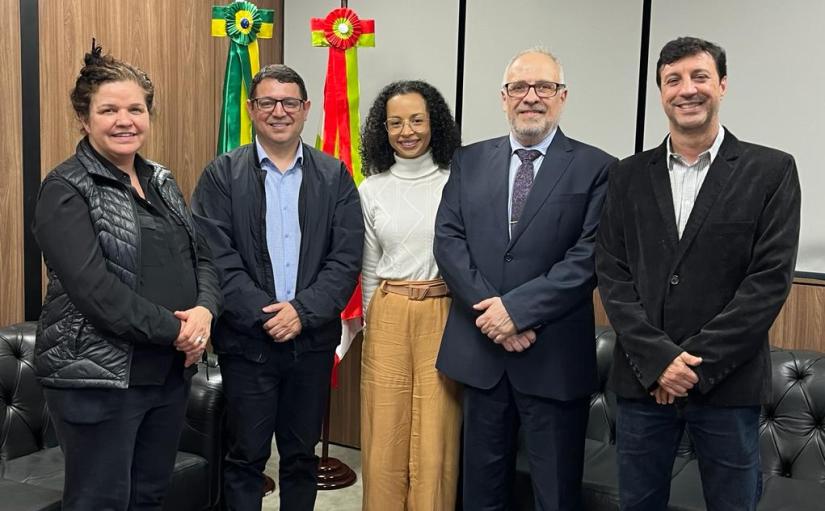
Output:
[174, 305, 213, 367]
[651, 351, 703, 404]
[473, 296, 536, 352]
[262, 301, 303, 342]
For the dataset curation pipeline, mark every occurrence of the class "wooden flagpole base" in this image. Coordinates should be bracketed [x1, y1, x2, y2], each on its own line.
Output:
[316, 379, 357, 490]
[317, 456, 357, 490]
[263, 474, 276, 496]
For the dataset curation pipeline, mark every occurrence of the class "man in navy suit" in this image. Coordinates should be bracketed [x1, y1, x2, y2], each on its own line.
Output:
[597, 37, 800, 510]
[435, 48, 616, 510]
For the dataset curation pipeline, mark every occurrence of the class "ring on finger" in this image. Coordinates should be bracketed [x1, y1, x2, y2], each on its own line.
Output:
[195, 335, 205, 345]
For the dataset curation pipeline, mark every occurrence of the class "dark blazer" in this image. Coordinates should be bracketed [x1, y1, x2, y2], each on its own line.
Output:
[191, 143, 364, 362]
[596, 129, 800, 406]
[434, 129, 615, 400]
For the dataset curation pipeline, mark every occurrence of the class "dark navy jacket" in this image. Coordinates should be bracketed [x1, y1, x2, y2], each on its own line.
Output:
[192, 142, 364, 362]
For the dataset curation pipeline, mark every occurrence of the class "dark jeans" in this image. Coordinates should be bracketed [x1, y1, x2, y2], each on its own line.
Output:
[462, 374, 589, 511]
[45, 375, 190, 511]
[220, 346, 334, 511]
[616, 397, 762, 511]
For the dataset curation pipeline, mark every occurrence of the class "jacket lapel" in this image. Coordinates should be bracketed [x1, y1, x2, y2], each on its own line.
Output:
[647, 139, 680, 248]
[674, 129, 740, 262]
[485, 137, 511, 244]
[296, 144, 319, 288]
[508, 129, 573, 247]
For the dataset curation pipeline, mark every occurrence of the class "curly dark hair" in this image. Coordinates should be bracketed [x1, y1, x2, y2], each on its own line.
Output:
[70, 39, 155, 121]
[361, 80, 460, 175]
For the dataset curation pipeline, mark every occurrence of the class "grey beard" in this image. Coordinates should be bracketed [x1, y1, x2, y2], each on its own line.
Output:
[513, 121, 555, 144]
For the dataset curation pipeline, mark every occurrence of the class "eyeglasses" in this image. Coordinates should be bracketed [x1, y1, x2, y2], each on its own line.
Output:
[384, 116, 429, 134]
[502, 81, 566, 99]
[250, 96, 305, 113]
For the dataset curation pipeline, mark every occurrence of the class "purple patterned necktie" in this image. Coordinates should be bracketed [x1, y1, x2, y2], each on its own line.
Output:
[511, 149, 541, 224]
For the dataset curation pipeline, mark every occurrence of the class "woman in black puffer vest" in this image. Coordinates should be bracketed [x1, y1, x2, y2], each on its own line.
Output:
[32, 41, 221, 511]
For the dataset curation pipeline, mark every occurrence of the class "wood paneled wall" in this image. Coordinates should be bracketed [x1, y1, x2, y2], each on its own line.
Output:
[0, 0, 24, 326]
[329, 333, 363, 447]
[39, 0, 283, 199]
[768, 278, 825, 352]
[596, 278, 825, 352]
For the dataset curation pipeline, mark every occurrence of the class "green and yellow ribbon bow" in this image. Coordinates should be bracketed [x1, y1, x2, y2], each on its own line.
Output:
[211, 1, 274, 155]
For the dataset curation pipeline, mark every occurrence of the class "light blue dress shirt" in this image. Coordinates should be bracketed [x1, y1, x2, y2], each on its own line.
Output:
[256, 138, 303, 302]
[508, 128, 557, 233]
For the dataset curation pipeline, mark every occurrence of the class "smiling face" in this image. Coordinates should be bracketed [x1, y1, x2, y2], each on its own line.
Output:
[81, 80, 150, 169]
[659, 51, 727, 136]
[247, 78, 310, 152]
[385, 92, 432, 159]
[501, 52, 567, 146]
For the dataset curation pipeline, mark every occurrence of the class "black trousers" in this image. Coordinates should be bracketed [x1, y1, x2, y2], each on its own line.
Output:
[219, 347, 334, 511]
[44, 375, 190, 511]
[462, 374, 590, 511]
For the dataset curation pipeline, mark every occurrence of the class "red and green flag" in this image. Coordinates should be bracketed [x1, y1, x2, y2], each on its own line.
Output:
[311, 7, 374, 382]
[211, 1, 274, 155]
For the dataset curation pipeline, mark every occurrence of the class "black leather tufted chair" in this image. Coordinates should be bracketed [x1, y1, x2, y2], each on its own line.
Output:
[514, 328, 825, 511]
[0, 322, 226, 511]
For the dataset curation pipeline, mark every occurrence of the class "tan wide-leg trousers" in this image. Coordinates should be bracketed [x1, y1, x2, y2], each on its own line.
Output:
[360, 279, 462, 511]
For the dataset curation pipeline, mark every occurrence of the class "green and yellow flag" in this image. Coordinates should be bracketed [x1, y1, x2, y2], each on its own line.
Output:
[211, 1, 274, 154]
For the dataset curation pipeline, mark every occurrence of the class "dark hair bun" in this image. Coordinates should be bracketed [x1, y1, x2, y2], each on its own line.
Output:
[83, 38, 105, 67]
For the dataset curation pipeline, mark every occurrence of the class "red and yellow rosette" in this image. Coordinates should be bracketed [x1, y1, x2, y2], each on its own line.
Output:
[311, 7, 374, 382]
[311, 8, 375, 187]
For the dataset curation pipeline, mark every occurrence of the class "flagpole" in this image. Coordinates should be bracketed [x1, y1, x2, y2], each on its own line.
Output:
[312, 0, 373, 490]
[317, 373, 357, 489]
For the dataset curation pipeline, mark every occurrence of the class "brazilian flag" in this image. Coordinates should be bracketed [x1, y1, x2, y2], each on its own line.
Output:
[211, 1, 274, 155]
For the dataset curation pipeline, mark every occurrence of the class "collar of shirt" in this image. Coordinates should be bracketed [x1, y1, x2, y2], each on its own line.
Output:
[255, 136, 304, 174]
[509, 127, 557, 157]
[667, 124, 725, 171]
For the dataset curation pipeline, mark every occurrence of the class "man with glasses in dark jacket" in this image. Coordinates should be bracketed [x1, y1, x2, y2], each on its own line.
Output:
[192, 64, 364, 511]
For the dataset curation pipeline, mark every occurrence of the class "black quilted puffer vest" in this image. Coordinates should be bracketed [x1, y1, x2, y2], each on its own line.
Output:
[36, 139, 195, 388]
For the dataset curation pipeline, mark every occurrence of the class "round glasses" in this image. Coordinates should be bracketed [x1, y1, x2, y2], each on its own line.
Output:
[384, 116, 429, 134]
[250, 96, 305, 113]
[502, 81, 566, 99]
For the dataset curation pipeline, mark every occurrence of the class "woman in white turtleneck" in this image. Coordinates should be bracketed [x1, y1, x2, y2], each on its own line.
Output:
[358, 81, 462, 511]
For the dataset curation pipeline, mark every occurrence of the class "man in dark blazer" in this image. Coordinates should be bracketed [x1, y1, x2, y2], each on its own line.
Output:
[435, 48, 615, 510]
[596, 37, 801, 511]
[191, 65, 364, 510]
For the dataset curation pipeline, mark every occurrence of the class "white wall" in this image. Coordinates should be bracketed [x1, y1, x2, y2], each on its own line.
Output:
[646, 0, 825, 273]
[283, 0, 459, 147]
[462, 0, 643, 159]
[282, 0, 825, 273]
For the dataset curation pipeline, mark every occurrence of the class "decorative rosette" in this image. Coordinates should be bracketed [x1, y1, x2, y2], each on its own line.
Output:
[322, 8, 363, 50]
[223, 1, 263, 46]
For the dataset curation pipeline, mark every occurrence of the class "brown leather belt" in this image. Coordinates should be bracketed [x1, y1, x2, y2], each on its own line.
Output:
[380, 279, 450, 300]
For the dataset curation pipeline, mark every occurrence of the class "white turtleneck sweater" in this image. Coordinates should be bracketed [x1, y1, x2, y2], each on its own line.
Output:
[359, 150, 450, 313]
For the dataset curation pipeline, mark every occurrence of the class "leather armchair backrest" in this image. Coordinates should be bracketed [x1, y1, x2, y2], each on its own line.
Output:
[0, 323, 53, 464]
[587, 328, 825, 482]
[587, 327, 617, 444]
[761, 349, 825, 482]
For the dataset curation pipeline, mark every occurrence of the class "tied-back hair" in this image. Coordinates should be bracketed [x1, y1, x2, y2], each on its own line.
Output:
[361, 80, 461, 176]
[70, 38, 155, 121]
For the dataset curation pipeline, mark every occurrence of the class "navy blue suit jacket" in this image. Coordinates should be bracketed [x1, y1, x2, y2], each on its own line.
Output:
[434, 129, 615, 400]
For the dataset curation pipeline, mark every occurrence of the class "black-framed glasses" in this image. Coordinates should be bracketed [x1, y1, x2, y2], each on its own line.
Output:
[384, 116, 429, 134]
[250, 96, 305, 113]
[502, 81, 566, 99]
